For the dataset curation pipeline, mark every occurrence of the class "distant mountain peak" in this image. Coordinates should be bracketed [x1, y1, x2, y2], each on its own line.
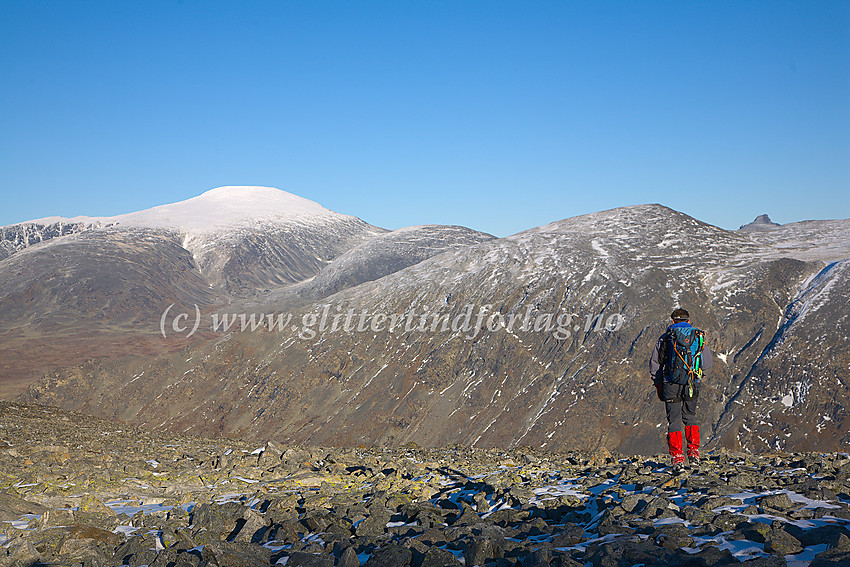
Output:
[521, 203, 723, 240]
[17, 186, 350, 234]
[113, 185, 344, 232]
[740, 214, 781, 230]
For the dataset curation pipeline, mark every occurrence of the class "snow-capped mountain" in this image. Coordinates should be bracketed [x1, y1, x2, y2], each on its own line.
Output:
[2, 186, 387, 294]
[26, 185, 344, 229]
[12, 198, 849, 455]
[0, 187, 495, 396]
[2, 186, 339, 255]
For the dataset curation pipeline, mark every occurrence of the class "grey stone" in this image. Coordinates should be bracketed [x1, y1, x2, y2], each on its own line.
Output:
[679, 505, 714, 526]
[364, 543, 412, 567]
[9, 401, 850, 567]
[191, 501, 247, 542]
[523, 546, 551, 567]
[234, 508, 268, 543]
[741, 520, 772, 543]
[463, 535, 504, 566]
[286, 550, 335, 567]
[656, 532, 694, 550]
[758, 492, 795, 512]
[324, 517, 354, 542]
[77, 494, 116, 517]
[811, 548, 850, 566]
[0, 538, 42, 567]
[549, 522, 585, 547]
[452, 505, 481, 526]
[265, 497, 300, 524]
[473, 491, 490, 513]
[150, 548, 181, 567]
[696, 495, 737, 510]
[420, 546, 462, 567]
[111, 534, 160, 567]
[337, 546, 362, 567]
[620, 493, 649, 514]
[355, 511, 389, 538]
[597, 509, 635, 536]
[174, 550, 203, 567]
[640, 495, 671, 518]
[735, 557, 786, 566]
[203, 541, 272, 567]
[711, 512, 748, 532]
[585, 539, 676, 567]
[691, 545, 738, 566]
[302, 509, 334, 532]
[0, 492, 47, 522]
[485, 508, 529, 526]
[418, 527, 449, 545]
[800, 525, 850, 549]
[764, 526, 803, 555]
[39, 508, 76, 528]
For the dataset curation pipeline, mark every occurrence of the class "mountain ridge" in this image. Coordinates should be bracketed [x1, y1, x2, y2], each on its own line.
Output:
[2, 189, 848, 454]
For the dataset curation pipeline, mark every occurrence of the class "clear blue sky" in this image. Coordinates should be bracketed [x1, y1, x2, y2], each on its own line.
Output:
[1, 1, 848, 236]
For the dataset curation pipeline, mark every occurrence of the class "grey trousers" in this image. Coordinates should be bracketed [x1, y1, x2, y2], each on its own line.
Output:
[661, 381, 698, 433]
[665, 398, 697, 433]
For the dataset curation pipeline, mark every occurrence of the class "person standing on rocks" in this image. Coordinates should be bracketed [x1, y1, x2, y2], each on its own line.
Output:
[649, 308, 713, 471]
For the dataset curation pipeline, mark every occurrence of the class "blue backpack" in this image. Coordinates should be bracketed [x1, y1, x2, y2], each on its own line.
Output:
[665, 326, 705, 391]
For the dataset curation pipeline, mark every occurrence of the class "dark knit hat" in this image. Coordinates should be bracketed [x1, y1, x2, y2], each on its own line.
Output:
[671, 308, 690, 322]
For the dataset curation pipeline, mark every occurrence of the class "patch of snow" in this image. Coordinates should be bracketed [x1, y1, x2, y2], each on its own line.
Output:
[686, 535, 767, 561]
[591, 238, 609, 257]
[113, 525, 140, 536]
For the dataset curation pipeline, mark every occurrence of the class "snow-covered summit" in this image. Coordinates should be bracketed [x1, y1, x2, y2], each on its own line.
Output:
[25, 186, 346, 234]
[112, 186, 344, 232]
[3, 186, 383, 292]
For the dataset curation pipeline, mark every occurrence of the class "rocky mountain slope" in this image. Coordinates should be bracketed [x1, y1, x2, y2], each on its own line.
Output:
[10, 194, 848, 455]
[1, 401, 848, 566]
[255, 224, 496, 308]
[0, 187, 492, 397]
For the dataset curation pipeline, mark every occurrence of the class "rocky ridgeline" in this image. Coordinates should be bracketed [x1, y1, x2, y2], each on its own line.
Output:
[0, 402, 848, 567]
[0, 221, 93, 261]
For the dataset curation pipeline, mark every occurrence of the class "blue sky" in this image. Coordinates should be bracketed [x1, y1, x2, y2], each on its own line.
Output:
[1, 1, 848, 236]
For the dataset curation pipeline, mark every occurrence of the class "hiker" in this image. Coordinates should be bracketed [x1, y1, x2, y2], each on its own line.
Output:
[649, 308, 713, 470]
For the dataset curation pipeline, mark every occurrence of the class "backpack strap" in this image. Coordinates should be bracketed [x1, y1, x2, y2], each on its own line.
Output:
[661, 329, 674, 372]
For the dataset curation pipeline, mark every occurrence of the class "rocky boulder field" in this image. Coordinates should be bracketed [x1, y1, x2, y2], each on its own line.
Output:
[0, 401, 848, 567]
